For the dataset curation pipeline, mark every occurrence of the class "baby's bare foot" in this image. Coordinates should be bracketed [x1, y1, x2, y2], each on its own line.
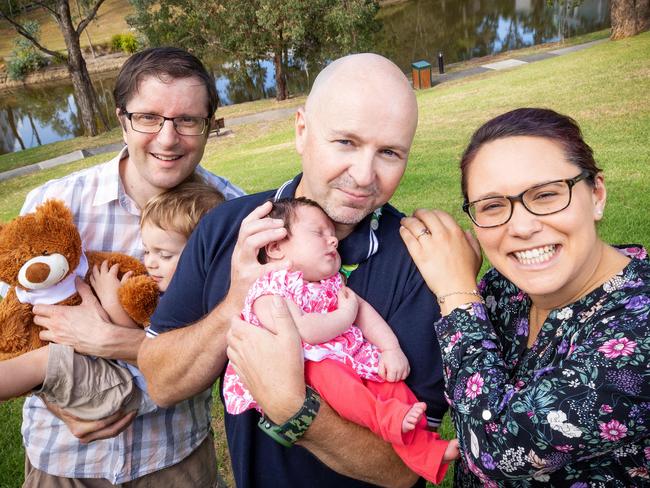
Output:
[402, 402, 426, 433]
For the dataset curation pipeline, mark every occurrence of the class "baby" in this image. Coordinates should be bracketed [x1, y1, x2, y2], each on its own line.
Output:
[223, 197, 457, 483]
[0, 181, 223, 420]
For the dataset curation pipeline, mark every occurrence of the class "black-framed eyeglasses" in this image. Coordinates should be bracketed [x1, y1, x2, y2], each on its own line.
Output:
[462, 171, 591, 228]
[121, 110, 209, 136]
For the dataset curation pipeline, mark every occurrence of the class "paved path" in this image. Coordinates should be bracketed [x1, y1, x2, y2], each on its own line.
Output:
[431, 38, 606, 84]
[0, 39, 607, 183]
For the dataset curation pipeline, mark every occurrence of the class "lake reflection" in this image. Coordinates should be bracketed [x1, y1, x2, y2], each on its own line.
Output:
[0, 0, 609, 155]
[375, 0, 609, 70]
[0, 76, 118, 155]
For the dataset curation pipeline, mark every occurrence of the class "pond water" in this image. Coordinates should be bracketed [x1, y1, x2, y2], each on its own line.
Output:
[0, 0, 610, 155]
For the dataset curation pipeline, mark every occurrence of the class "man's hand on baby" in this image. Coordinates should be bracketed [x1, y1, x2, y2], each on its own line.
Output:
[228, 202, 289, 309]
[378, 347, 410, 382]
[337, 286, 359, 323]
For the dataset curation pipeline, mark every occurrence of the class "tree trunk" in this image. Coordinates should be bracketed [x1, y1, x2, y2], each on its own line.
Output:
[611, 0, 650, 39]
[27, 113, 42, 146]
[55, 0, 108, 136]
[274, 49, 288, 101]
[6, 107, 26, 151]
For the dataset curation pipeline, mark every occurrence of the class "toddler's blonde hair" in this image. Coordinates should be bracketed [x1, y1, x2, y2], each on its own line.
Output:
[141, 180, 225, 238]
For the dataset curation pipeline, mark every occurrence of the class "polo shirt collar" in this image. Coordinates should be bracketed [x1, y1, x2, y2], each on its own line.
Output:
[93, 146, 140, 215]
[273, 174, 382, 266]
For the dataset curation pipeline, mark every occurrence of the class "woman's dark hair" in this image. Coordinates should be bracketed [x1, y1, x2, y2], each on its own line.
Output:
[258, 197, 327, 264]
[460, 108, 602, 201]
[113, 47, 218, 119]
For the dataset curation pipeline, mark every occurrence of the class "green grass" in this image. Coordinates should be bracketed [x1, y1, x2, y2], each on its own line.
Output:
[1, 32, 649, 487]
[0, 128, 123, 174]
[217, 95, 307, 119]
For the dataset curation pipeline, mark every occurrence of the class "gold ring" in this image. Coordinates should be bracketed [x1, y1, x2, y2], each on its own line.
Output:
[416, 228, 431, 240]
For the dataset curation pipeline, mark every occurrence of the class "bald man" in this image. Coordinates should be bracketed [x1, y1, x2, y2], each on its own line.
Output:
[139, 53, 446, 487]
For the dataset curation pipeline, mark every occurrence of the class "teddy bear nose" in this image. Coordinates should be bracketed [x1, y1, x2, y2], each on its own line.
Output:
[18, 253, 70, 290]
[25, 262, 51, 284]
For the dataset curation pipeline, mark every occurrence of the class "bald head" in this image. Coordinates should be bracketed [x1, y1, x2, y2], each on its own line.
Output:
[294, 53, 418, 237]
[305, 53, 418, 136]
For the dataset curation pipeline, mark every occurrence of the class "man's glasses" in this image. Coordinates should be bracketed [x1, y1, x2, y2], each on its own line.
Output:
[121, 110, 209, 136]
[463, 171, 591, 228]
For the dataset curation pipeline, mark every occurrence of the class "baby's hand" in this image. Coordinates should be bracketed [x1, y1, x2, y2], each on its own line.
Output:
[337, 286, 359, 323]
[378, 347, 410, 382]
[443, 439, 460, 463]
[89, 261, 125, 308]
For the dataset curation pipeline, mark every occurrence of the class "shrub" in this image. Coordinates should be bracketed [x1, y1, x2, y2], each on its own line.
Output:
[110, 33, 139, 54]
[6, 21, 49, 81]
[110, 34, 124, 52]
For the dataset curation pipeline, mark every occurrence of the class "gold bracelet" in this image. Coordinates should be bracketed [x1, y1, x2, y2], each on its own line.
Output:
[436, 290, 484, 305]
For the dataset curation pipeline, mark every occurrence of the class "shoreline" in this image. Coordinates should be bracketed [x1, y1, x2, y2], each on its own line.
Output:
[0, 52, 128, 93]
[0, 28, 611, 94]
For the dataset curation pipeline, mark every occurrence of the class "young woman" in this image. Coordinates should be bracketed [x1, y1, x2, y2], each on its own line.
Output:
[401, 108, 650, 486]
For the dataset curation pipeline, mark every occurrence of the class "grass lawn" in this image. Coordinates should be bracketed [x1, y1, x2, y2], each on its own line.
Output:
[0, 128, 124, 174]
[1, 32, 649, 487]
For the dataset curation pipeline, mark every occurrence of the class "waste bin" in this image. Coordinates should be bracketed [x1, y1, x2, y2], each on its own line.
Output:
[411, 60, 432, 90]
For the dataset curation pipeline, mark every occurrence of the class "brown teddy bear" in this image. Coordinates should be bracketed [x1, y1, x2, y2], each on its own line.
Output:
[0, 199, 159, 361]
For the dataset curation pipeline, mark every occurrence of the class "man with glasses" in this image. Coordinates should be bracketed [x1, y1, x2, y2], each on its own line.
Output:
[16, 47, 243, 487]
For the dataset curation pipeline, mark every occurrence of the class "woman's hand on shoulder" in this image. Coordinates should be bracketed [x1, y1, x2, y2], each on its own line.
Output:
[400, 209, 482, 297]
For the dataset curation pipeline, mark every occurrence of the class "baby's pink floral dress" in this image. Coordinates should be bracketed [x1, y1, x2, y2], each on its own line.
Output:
[223, 269, 382, 414]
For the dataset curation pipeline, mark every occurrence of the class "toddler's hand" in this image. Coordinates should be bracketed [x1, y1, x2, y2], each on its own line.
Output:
[89, 261, 122, 309]
[337, 286, 359, 323]
[378, 347, 410, 382]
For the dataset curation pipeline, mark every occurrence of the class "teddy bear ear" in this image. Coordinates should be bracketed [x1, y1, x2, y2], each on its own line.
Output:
[35, 199, 74, 222]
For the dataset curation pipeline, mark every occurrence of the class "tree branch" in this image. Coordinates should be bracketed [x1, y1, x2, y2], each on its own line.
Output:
[32, 1, 59, 17]
[77, 0, 107, 35]
[0, 11, 65, 60]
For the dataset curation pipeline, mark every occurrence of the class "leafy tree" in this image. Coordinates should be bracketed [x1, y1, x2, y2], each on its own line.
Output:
[0, 1, 109, 136]
[128, 0, 380, 101]
[610, 0, 649, 39]
[6, 21, 49, 81]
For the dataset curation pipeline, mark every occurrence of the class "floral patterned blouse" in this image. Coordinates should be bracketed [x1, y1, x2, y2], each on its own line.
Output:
[435, 247, 650, 487]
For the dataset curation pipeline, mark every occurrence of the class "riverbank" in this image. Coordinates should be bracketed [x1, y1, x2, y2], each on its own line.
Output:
[0, 28, 612, 170]
[0, 35, 611, 179]
[0, 27, 611, 93]
[0, 51, 128, 93]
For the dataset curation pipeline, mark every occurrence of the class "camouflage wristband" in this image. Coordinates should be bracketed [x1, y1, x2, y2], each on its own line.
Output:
[257, 386, 321, 447]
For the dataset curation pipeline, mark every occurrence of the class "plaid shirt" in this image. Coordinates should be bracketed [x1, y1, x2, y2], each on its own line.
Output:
[18, 147, 244, 483]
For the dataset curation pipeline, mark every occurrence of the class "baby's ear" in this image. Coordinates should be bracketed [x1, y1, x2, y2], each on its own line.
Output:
[265, 240, 285, 261]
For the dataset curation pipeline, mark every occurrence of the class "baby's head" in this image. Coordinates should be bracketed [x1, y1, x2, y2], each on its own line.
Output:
[141, 181, 224, 292]
[259, 197, 340, 282]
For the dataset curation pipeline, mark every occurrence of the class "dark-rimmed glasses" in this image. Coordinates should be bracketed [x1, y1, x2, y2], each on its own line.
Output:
[463, 171, 591, 228]
[121, 110, 209, 136]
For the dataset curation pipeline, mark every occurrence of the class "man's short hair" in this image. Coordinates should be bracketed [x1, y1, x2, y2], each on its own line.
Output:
[113, 47, 219, 118]
[141, 180, 225, 239]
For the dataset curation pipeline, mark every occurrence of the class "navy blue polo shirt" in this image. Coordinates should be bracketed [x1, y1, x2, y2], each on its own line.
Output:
[150, 175, 446, 487]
